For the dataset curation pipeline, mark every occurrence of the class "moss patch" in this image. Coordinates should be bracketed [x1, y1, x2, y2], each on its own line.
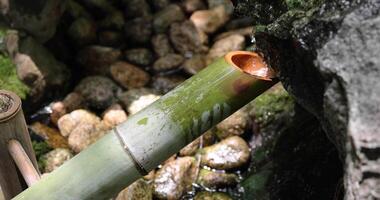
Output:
[32, 141, 52, 171]
[251, 85, 294, 127]
[0, 54, 29, 99]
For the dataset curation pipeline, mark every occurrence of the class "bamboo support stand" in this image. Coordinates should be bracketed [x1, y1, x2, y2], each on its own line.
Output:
[0, 90, 40, 200]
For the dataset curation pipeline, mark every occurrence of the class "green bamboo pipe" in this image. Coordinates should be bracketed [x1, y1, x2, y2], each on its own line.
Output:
[13, 51, 278, 200]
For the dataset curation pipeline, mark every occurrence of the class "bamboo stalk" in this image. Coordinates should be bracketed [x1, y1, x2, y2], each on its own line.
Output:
[13, 51, 278, 200]
[8, 140, 41, 187]
[0, 90, 40, 200]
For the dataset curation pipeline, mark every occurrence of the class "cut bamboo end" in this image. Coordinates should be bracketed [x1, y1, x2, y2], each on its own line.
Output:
[8, 140, 41, 187]
[0, 90, 21, 123]
[225, 51, 276, 81]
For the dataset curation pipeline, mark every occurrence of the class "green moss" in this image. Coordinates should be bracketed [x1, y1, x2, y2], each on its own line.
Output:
[32, 141, 52, 171]
[0, 54, 29, 99]
[251, 86, 294, 127]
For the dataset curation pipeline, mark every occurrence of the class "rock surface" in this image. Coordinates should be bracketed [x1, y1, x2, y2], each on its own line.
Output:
[42, 148, 73, 173]
[200, 136, 250, 170]
[116, 179, 152, 200]
[153, 157, 198, 199]
[110, 62, 150, 89]
[196, 168, 238, 188]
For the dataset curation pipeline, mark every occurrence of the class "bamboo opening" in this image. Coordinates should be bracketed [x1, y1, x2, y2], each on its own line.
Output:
[225, 51, 276, 81]
[0, 91, 21, 123]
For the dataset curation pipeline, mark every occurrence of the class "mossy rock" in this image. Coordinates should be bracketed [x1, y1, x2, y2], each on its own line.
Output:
[0, 54, 29, 99]
[32, 141, 53, 171]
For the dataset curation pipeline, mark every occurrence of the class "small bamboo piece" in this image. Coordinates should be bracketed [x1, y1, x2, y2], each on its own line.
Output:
[14, 51, 278, 200]
[0, 90, 40, 200]
[8, 140, 40, 187]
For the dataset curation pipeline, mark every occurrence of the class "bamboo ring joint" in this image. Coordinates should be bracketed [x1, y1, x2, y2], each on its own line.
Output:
[0, 90, 21, 123]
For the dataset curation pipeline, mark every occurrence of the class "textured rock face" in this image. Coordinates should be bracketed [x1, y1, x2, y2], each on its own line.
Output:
[1, 0, 67, 42]
[238, 0, 380, 199]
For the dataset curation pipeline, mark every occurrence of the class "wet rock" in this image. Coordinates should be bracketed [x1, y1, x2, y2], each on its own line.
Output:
[118, 88, 161, 115]
[151, 34, 174, 57]
[77, 45, 121, 76]
[98, 31, 124, 47]
[214, 26, 253, 41]
[190, 6, 230, 34]
[57, 109, 101, 137]
[80, 0, 116, 17]
[153, 4, 185, 33]
[29, 122, 69, 149]
[19, 37, 70, 92]
[124, 0, 151, 18]
[180, 130, 215, 156]
[206, 34, 245, 65]
[151, 0, 170, 11]
[42, 148, 73, 173]
[2, 0, 66, 42]
[200, 136, 250, 170]
[151, 75, 186, 94]
[196, 168, 238, 188]
[110, 61, 150, 89]
[102, 104, 127, 128]
[124, 48, 154, 66]
[50, 92, 85, 125]
[75, 76, 120, 109]
[13, 53, 46, 102]
[194, 191, 232, 200]
[67, 18, 97, 46]
[98, 11, 125, 31]
[153, 157, 198, 200]
[116, 179, 153, 200]
[169, 20, 208, 56]
[68, 121, 108, 153]
[216, 110, 249, 139]
[125, 17, 153, 44]
[183, 0, 207, 14]
[182, 54, 206, 75]
[66, 0, 92, 19]
[153, 53, 184, 72]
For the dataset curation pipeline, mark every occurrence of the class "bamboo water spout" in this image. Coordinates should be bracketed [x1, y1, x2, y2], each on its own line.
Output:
[13, 51, 278, 200]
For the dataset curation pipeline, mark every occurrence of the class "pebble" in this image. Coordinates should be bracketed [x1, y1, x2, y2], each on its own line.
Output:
[124, 48, 154, 66]
[67, 17, 97, 46]
[116, 179, 153, 200]
[57, 109, 101, 137]
[50, 92, 85, 125]
[102, 104, 127, 128]
[196, 168, 238, 188]
[77, 45, 121, 76]
[182, 0, 207, 14]
[153, 53, 184, 72]
[118, 88, 161, 115]
[68, 121, 109, 153]
[75, 76, 121, 110]
[151, 34, 174, 57]
[199, 136, 250, 170]
[190, 6, 230, 34]
[124, 17, 153, 44]
[206, 34, 245, 65]
[151, 75, 186, 94]
[124, 0, 151, 18]
[153, 157, 198, 199]
[110, 61, 150, 89]
[216, 110, 249, 139]
[42, 148, 73, 173]
[214, 26, 253, 41]
[98, 11, 125, 30]
[182, 54, 206, 75]
[151, 0, 170, 11]
[153, 4, 185, 33]
[169, 20, 208, 55]
[98, 31, 124, 47]
[207, 0, 234, 15]
[14, 53, 46, 102]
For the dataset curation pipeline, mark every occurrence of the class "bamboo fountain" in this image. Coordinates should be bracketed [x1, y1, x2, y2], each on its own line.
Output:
[13, 51, 278, 200]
